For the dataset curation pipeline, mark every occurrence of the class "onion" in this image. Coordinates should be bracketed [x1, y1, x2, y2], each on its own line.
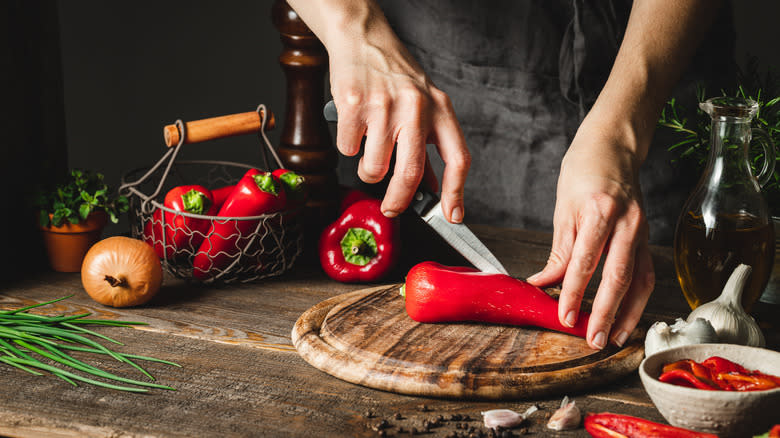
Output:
[81, 236, 162, 307]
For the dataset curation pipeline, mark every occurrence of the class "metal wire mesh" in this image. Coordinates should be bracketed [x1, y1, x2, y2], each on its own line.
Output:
[122, 160, 303, 284]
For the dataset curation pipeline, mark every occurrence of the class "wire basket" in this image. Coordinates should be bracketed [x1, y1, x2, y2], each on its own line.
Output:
[120, 105, 303, 284]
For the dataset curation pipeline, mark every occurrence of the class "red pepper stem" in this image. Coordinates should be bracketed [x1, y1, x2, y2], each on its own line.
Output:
[252, 173, 280, 196]
[277, 171, 305, 194]
[340, 227, 378, 266]
[181, 189, 211, 214]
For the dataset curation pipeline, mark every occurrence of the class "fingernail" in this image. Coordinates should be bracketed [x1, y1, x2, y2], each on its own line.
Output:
[383, 210, 399, 218]
[592, 331, 607, 350]
[564, 310, 577, 328]
[526, 271, 542, 282]
[450, 206, 463, 223]
[614, 331, 629, 347]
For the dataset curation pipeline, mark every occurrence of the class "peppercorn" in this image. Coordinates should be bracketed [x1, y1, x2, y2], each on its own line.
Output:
[394, 412, 403, 420]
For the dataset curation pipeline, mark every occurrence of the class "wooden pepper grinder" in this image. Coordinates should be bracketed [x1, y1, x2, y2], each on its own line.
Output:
[272, 0, 339, 231]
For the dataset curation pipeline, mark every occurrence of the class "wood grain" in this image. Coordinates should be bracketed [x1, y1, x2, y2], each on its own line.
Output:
[162, 109, 275, 147]
[294, 285, 645, 400]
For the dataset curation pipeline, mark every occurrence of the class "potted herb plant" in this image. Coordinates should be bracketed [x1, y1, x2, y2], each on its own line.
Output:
[658, 61, 780, 303]
[35, 169, 129, 272]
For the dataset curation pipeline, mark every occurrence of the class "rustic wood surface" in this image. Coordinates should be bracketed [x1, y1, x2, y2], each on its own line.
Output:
[1, 225, 778, 437]
[294, 285, 644, 400]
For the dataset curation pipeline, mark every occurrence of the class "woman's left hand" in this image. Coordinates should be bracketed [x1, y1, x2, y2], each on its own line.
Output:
[527, 121, 655, 351]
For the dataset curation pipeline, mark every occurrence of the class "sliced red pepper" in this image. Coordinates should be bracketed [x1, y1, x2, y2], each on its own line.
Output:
[143, 185, 217, 259]
[318, 199, 400, 283]
[584, 412, 719, 437]
[716, 373, 779, 391]
[402, 261, 590, 338]
[658, 369, 719, 390]
[701, 356, 748, 375]
[192, 169, 286, 281]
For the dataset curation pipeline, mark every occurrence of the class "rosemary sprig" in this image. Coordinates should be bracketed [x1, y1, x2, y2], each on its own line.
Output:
[658, 60, 780, 215]
[0, 297, 180, 392]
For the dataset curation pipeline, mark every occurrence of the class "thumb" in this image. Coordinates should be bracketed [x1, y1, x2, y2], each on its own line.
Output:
[526, 224, 575, 287]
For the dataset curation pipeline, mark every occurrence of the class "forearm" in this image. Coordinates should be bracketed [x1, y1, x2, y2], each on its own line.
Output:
[585, 0, 722, 163]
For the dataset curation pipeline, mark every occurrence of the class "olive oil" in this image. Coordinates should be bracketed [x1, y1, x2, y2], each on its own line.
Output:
[674, 211, 775, 311]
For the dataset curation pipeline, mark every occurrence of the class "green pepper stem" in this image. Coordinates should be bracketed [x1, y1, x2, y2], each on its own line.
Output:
[252, 173, 280, 196]
[181, 189, 211, 214]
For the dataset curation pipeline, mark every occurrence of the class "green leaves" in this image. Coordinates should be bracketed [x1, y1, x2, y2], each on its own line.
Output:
[36, 169, 129, 227]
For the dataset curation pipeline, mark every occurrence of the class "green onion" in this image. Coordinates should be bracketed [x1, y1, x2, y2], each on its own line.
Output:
[0, 297, 179, 392]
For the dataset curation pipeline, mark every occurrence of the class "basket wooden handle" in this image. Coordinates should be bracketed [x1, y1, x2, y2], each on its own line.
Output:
[163, 108, 276, 147]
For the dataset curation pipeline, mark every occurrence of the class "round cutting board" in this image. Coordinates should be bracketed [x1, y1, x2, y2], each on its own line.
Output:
[293, 284, 644, 400]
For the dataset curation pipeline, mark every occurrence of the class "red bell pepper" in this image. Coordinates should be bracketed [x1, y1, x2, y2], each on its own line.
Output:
[143, 185, 217, 259]
[318, 199, 400, 283]
[211, 184, 235, 210]
[192, 169, 286, 281]
[769, 424, 780, 438]
[339, 187, 376, 213]
[584, 413, 719, 438]
[401, 261, 590, 338]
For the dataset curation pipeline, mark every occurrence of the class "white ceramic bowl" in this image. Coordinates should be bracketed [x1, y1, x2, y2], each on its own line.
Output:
[639, 343, 780, 438]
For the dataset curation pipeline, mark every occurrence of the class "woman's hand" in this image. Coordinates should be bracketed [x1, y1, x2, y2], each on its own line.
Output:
[527, 121, 655, 350]
[287, 0, 471, 223]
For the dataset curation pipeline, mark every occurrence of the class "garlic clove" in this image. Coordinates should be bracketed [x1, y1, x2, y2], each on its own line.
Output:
[547, 396, 581, 431]
[482, 405, 538, 429]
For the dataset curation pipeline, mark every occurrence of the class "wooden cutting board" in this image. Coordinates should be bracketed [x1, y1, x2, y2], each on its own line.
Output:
[293, 284, 645, 400]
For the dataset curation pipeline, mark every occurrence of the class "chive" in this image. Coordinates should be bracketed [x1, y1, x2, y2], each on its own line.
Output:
[0, 297, 178, 392]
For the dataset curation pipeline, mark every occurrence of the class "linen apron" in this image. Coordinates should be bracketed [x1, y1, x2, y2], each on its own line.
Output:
[345, 0, 735, 244]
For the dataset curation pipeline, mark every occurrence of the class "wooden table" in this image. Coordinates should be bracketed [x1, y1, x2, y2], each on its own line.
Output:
[2, 224, 778, 437]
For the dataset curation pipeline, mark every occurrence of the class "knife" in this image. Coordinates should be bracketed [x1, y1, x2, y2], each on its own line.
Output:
[323, 100, 509, 275]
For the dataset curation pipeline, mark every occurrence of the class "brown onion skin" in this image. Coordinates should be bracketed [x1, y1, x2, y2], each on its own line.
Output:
[81, 236, 162, 307]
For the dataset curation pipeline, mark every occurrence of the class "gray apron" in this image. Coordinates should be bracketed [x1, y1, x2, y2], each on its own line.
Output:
[348, 0, 735, 244]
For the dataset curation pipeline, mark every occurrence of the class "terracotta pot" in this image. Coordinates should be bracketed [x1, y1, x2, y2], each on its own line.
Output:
[40, 211, 108, 272]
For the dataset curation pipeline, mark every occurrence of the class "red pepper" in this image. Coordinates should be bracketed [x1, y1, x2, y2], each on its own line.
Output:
[318, 199, 400, 283]
[401, 261, 590, 338]
[770, 424, 780, 438]
[716, 373, 779, 391]
[339, 187, 376, 213]
[658, 369, 719, 390]
[211, 185, 235, 210]
[272, 168, 306, 208]
[192, 169, 286, 281]
[701, 356, 748, 375]
[143, 185, 217, 259]
[584, 412, 719, 438]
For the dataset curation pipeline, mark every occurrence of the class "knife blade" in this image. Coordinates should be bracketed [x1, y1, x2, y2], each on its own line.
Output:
[323, 99, 509, 275]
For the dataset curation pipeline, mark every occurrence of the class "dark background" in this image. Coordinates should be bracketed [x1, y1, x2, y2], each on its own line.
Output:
[57, 0, 780, 237]
[4, 1, 779, 277]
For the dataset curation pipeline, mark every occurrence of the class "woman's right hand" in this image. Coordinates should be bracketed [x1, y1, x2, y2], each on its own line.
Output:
[287, 0, 471, 224]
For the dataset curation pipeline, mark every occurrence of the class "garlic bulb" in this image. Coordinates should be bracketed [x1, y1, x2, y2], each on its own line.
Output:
[547, 396, 581, 431]
[687, 264, 765, 347]
[644, 317, 719, 357]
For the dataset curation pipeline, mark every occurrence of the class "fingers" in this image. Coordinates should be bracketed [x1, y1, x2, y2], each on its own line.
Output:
[556, 198, 615, 341]
[526, 214, 576, 287]
[382, 104, 428, 216]
[334, 93, 366, 157]
[585, 207, 642, 349]
[610, 240, 655, 347]
[430, 91, 470, 223]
